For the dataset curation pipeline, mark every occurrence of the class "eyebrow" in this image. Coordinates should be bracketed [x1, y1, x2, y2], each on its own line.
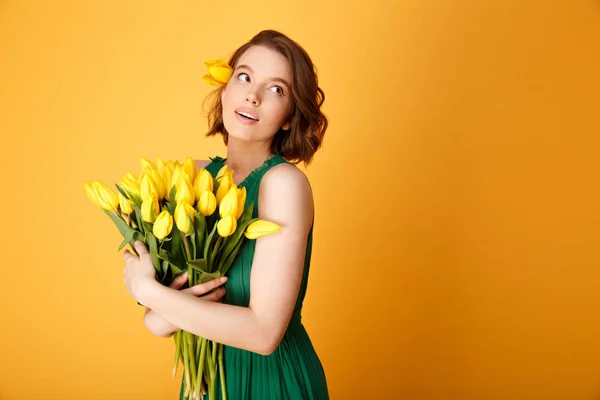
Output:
[235, 64, 291, 88]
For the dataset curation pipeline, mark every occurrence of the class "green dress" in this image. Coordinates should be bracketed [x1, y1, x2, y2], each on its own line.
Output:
[178, 154, 330, 400]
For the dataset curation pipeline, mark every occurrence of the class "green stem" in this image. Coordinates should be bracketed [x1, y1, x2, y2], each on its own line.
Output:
[194, 337, 207, 399]
[219, 343, 227, 400]
[185, 332, 197, 396]
[172, 330, 181, 378]
[183, 235, 192, 261]
[182, 335, 191, 398]
[210, 236, 222, 272]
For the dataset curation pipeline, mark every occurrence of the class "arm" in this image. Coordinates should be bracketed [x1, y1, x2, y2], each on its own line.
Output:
[138, 164, 314, 355]
[144, 307, 176, 338]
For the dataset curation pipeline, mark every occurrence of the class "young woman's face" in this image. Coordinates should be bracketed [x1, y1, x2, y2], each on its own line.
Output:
[221, 45, 293, 144]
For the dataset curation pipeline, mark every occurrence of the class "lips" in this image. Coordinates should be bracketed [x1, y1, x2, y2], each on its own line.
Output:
[234, 107, 259, 121]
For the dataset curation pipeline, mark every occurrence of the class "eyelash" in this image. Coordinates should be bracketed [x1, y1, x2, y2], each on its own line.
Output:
[237, 72, 285, 96]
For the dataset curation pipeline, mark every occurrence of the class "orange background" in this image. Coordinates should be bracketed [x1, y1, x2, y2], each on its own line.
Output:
[1, 1, 600, 399]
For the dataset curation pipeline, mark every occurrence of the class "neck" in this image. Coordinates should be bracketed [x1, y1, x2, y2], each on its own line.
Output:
[224, 139, 274, 176]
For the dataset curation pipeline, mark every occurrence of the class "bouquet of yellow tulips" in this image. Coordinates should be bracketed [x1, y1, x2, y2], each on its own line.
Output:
[84, 156, 281, 400]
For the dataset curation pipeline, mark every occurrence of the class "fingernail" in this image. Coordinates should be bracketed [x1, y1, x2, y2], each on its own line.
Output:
[221, 277, 228, 282]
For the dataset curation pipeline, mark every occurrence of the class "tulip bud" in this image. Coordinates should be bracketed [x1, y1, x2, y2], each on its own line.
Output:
[162, 167, 174, 200]
[118, 192, 134, 215]
[244, 220, 281, 240]
[175, 176, 195, 206]
[141, 193, 160, 223]
[216, 173, 233, 205]
[216, 164, 231, 181]
[92, 180, 119, 211]
[197, 190, 217, 216]
[153, 209, 173, 240]
[236, 186, 247, 219]
[148, 168, 167, 201]
[175, 202, 196, 235]
[219, 186, 239, 219]
[202, 59, 233, 87]
[141, 157, 158, 173]
[156, 157, 167, 177]
[84, 182, 102, 208]
[183, 156, 197, 184]
[120, 175, 140, 201]
[171, 166, 185, 194]
[166, 160, 177, 173]
[217, 215, 237, 237]
[193, 169, 213, 201]
[140, 173, 159, 201]
[125, 172, 138, 181]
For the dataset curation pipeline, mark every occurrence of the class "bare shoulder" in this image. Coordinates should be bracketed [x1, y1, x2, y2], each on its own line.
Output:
[258, 163, 314, 231]
[194, 159, 211, 169]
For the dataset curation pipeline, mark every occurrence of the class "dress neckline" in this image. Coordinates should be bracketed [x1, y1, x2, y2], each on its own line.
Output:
[209, 155, 281, 188]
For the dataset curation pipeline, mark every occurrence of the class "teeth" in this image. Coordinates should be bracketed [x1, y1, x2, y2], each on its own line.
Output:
[237, 111, 257, 121]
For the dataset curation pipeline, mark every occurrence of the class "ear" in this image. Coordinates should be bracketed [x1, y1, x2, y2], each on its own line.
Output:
[282, 120, 290, 131]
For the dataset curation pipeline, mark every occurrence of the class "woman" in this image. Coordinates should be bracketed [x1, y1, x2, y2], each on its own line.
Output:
[122, 29, 329, 399]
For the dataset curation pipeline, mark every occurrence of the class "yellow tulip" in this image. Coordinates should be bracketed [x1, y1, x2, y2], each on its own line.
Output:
[193, 169, 213, 200]
[183, 156, 197, 184]
[156, 157, 167, 177]
[84, 182, 102, 208]
[174, 202, 196, 235]
[216, 163, 231, 181]
[244, 220, 281, 239]
[197, 190, 217, 216]
[216, 173, 233, 205]
[217, 215, 237, 237]
[236, 186, 247, 219]
[141, 193, 160, 223]
[166, 160, 177, 172]
[219, 186, 239, 219]
[149, 168, 167, 200]
[171, 165, 185, 193]
[202, 59, 233, 87]
[140, 173, 159, 201]
[153, 209, 173, 240]
[175, 176, 195, 206]
[141, 157, 158, 173]
[92, 180, 119, 211]
[120, 175, 140, 201]
[125, 172, 138, 181]
[118, 192, 134, 215]
[162, 167, 174, 200]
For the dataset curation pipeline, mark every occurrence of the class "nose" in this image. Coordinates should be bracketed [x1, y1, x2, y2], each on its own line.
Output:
[245, 91, 260, 106]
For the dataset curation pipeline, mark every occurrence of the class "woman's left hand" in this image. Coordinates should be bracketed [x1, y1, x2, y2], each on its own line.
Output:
[122, 240, 157, 302]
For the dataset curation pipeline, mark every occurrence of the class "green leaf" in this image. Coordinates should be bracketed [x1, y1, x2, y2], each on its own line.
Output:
[204, 221, 218, 264]
[215, 217, 260, 272]
[239, 201, 255, 225]
[144, 226, 161, 275]
[167, 185, 177, 212]
[187, 258, 209, 274]
[220, 236, 245, 276]
[115, 183, 130, 200]
[131, 203, 144, 233]
[188, 214, 196, 259]
[171, 222, 184, 262]
[104, 209, 144, 251]
[194, 213, 207, 254]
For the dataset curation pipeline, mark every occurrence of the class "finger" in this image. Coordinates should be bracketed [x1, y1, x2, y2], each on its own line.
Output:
[186, 277, 228, 296]
[190, 286, 226, 301]
[123, 249, 134, 261]
[134, 241, 150, 258]
[169, 273, 188, 289]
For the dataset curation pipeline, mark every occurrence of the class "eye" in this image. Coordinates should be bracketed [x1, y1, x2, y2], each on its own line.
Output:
[270, 86, 285, 96]
[237, 72, 250, 82]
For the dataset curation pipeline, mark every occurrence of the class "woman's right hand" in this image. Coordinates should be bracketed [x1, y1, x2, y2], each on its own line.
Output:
[143, 274, 228, 338]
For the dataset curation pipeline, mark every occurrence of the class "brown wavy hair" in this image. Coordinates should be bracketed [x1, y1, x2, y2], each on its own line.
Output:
[202, 29, 328, 167]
